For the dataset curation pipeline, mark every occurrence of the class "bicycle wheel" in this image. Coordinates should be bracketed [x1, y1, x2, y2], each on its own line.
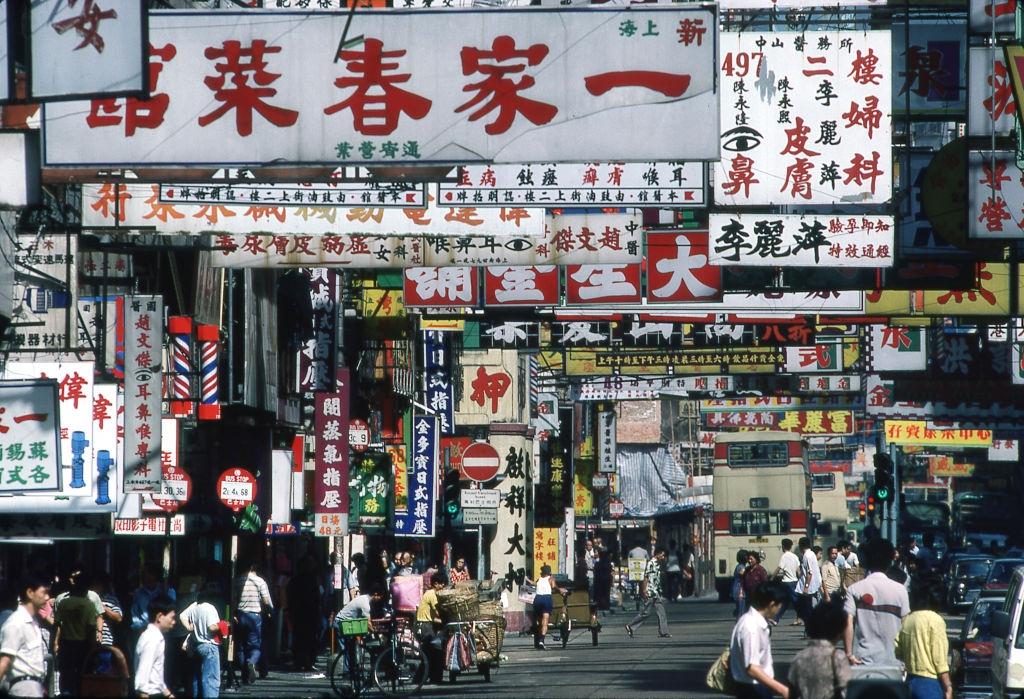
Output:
[372, 642, 427, 697]
[330, 643, 367, 698]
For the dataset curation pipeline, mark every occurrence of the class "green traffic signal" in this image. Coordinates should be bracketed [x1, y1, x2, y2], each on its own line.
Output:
[875, 485, 890, 501]
[446, 500, 460, 515]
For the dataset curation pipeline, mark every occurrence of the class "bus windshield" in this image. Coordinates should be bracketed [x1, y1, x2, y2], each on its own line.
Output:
[726, 442, 789, 468]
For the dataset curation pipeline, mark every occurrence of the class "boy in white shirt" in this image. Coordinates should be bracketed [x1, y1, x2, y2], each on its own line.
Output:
[730, 580, 791, 699]
[135, 596, 177, 699]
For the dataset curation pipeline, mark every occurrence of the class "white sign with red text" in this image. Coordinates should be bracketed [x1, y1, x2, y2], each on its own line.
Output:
[968, 47, 1016, 137]
[123, 296, 163, 493]
[716, 31, 892, 205]
[969, 151, 1024, 239]
[44, 7, 719, 166]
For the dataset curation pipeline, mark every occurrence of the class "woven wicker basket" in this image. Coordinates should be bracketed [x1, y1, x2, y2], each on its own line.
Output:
[437, 588, 480, 622]
[473, 616, 507, 664]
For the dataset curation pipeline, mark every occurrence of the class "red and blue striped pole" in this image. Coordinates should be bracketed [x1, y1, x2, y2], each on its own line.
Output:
[168, 316, 193, 417]
[197, 324, 221, 421]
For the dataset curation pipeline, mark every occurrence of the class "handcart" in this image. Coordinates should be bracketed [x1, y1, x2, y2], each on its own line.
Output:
[442, 617, 504, 683]
[554, 584, 601, 647]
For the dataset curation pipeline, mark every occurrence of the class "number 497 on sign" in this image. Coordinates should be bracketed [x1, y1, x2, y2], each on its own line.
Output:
[721, 52, 764, 78]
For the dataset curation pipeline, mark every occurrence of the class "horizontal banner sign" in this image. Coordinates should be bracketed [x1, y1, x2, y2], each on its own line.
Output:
[705, 409, 855, 435]
[576, 375, 736, 401]
[708, 214, 894, 267]
[44, 7, 719, 166]
[159, 179, 427, 208]
[884, 420, 994, 447]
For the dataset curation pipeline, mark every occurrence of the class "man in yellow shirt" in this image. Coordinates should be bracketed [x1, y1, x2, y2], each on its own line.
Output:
[414, 574, 446, 684]
[895, 581, 952, 699]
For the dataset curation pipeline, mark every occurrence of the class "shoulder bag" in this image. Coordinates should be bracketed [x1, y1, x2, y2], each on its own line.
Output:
[705, 647, 736, 693]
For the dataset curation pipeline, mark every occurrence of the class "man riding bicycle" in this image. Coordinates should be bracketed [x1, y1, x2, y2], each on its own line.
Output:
[335, 586, 386, 674]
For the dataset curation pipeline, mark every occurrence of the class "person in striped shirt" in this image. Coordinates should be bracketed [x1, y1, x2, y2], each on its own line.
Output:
[233, 563, 273, 684]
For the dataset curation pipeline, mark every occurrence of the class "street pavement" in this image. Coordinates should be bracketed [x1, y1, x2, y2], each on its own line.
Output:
[226, 595, 816, 698]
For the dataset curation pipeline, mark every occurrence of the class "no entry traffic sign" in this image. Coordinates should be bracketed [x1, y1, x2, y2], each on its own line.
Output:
[461, 442, 501, 483]
[217, 468, 257, 512]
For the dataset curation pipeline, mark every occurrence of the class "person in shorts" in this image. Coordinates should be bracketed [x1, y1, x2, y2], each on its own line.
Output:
[530, 565, 562, 650]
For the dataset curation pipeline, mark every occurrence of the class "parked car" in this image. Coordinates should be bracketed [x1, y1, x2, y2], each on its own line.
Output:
[984, 559, 1024, 594]
[946, 556, 994, 613]
[989, 564, 1024, 698]
[951, 596, 1004, 698]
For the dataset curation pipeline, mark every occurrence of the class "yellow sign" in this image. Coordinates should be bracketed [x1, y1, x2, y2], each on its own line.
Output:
[421, 319, 465, 331]
[533, 527, 560, 575]
[866, 263, 1012, 317]
[930, 456, 976, 478]
[359, 288, 405, 318]
[884, 420, 993, 447]
[574, 459, 594, 516]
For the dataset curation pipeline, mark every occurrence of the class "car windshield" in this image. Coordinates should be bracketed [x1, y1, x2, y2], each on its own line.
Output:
[960, 561, 993, 579]
[988, 561, 1024, 584]
[966, 601, 997, 641]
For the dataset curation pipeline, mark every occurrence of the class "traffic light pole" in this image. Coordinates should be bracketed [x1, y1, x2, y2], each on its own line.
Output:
[889, 443, 899, 546]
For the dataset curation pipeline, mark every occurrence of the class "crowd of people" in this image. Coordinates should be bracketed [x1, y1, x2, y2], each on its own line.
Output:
[0, 545, 476, 698]
[728, 536, 952, 699]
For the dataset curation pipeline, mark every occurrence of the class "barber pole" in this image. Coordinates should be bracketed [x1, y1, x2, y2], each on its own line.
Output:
[168, 316, 194, 417]
[197, 324, 221, 420]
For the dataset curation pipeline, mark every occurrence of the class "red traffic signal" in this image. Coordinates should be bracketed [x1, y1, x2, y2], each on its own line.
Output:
[867, 495, 876, 512]
[858, 502, 866, 522]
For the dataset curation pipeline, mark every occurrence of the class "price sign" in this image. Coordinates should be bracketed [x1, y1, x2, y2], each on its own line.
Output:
[217, 468, 257, 512]
[315, 512, 346, 536]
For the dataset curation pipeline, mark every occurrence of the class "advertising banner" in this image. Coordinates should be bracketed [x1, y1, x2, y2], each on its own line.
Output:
[9, 233, 78, 352]
[298, 269, 338, 392]
[705, 410, 854, 435]
[577, 375, 735, 401]
[0, 380, 62, 493]
[884, 420, 993, 446]
[708, 214, 894, 267]
[440, 162, 705, 207]
[423, 331, 454, 435]
[969, 150, 1024, 239]
[314, 368, 351, 536]
[892, 23, 966, 115]
[646, 231, 722, 303]
[123, 296, 163, 493]
[159, 178, 427, 208]
[395, 415, 438, 537]
[716, 31, 892, 205]
[44, 7, 720, 166]
[968, 46, 1016, 137]
[484, 266, 559, 306]
[867, 326, 927, 371]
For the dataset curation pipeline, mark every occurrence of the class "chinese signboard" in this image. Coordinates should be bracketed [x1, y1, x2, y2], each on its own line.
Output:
[796, 375, 861, 393]
[350, 453, 390, 529]
[81, 183, 542, 237]
[456, 351, 520, 424]
[159, 178, 427, 208]
[576, 375, 735, 401]
[646, 231, 722, 303]
[884, 420, 994, 447]
[930, 459, 976, 478]
[298, 269, 338, 392]
[123, 295, 163, 493]
[708, 214, 894, 267]
[44, 7, 720, 166]
[716, 31, 892, 205]
[971, 0, 1017, 34]
[314, 368, 351, 535]
[892, 23, 966, 116]
[9, 233, 78, 352]
[705, 409, 854, 435]
[968, 47, 1016, 137]
[114, 515, 186, 536]
[404, 267, 479, 306]
[423, 331, 454, 434]
[0, 381, 61, 493]
[867, 325, 927, 371]
[395, 415, 437, 537]
[969, 151, 1024, 239]
[30, 0, 146, 100]
[597, 409, 617, 473]
[533, 527, 560, 575]
[440, 162, 705, 207]
[484, 266, 559, 306]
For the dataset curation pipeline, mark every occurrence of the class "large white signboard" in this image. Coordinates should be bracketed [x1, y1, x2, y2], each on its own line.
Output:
[708, 214, 894, 267]
[30, 0, 145, 100]
[123, 295, 163, 493]
[0, 380, 61, 493]
[969, 150, 1024, 239]
[44, 7, 719, 166]
[968, 46, 1016, 137]
[82, 183, 543, 237]
[210, 212, 643, 267]
[440, 162, 705, 207]
[159, 179, 427, 208]
[9, 233, 78, 352]
[716, 31, 892, 205]
[577, 375, 736, 401]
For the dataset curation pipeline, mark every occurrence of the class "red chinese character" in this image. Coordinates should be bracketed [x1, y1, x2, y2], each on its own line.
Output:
[978, 196, 1012, 232]
[676, 19, 706, 46]
[880, 327, 913, 349]
[324, 39, 433, 135]
[984, 60, 1016, 123]
[721, 154, 759, 198]
[456, 36, 557, 135]
[51, 0, 117, 53]
[88, 44, 178, 137]
[585, 71, 690, 98]
[780, 117, 820, 157]
[781, 158, 815, 200]
[89, 183, 131, 222]
[898, 46, 950, 98]
[93, 393, 113, 429]
[842, 152, 884, 195]
[848, 48, 882, 85]
[59, 372, 88, 409]
[802, 56, 834, 77]
[842, 96, 883, 138]
[980, 159, 1011, 190]
[469, 367, 511, 413]
[198, 40, 299, 137]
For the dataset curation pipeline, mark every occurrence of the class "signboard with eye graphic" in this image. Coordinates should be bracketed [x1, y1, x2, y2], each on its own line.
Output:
[716, 31, 892, 206]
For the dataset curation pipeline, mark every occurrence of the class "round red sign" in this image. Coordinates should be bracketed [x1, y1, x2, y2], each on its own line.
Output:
[152, 466, 192, 513]
[217, 468, 257, 512]
[461, 442, 501, 483]
[349, 419, 370, 453]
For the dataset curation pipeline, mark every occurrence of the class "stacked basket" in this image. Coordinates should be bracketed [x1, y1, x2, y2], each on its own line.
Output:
[437, 587, 480, 622]
[473, 600, 507, 665]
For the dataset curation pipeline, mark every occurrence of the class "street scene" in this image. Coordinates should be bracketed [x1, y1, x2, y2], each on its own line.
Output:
[1, 0, 1023, 698]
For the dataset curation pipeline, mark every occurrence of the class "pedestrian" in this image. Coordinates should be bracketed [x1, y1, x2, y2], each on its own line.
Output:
[895, 580, 953, 699]
[395, 552, 415, 577]
[54, 569, 100, 696]
[840, 541, 859, 569]
[134, 595, 177, 699]
[665, 541, 682, 601]
[625, 547, 671, 639]
[772, 539, 800, 624]
[583, 540, 597, 594]
[414, 574, 446, 683]
[448, 557, 471, 585]
[181, 588, 222, 698]
[820, 546, 842, 603]
[0, 575, 50, 697]
[732, 550, 748, 618]
[286, 554, 321, 673]
[728, 581, 791, 699]
[794, 537, 822, 626]
[787, 599, 850, 699]
[529, 565, 564, 650]
[681, 544, 696, 598]
[91, 572, 124, 651]
[233, 561, 273, 683]
[843, 537, 909, 666]
[593, 549, 614, 616]
[739, 552, 768, 617]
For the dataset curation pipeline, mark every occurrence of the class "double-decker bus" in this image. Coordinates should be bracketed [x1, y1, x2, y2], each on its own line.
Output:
[811, 470, 850, 542]
[712, 432, 812, 600]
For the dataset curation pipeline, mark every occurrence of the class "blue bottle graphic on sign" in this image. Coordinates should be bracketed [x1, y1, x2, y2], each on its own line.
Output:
[95, 451, 112, 505]
[70, 431, 88, 488]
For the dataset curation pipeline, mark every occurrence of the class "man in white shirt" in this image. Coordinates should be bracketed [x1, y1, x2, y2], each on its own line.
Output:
[0, 576, 50, 697]
[795, 537, 822, 625]
[134, 596, 177, 699]
[729, 580, 791, 698]
[772, 539, 801, 624]
[181, 590, 222, 699]
[844, 538, 909, 667]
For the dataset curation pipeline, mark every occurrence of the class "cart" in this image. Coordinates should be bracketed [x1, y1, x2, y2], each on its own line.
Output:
[554, 585, 601, 647]
[442, 618, 503, 684]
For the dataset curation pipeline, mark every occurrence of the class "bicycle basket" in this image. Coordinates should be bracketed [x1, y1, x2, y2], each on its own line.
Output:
[339, 618, 370, 636]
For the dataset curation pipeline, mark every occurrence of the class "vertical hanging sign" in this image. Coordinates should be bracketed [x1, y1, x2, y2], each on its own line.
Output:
[423, 330, 454, 435]
[313, 366, 350, 536]
[395, 415, 437, 538]
[597, 409, 617, 474]
[124, 295, 163, 493]
[298, 269, 337, 392]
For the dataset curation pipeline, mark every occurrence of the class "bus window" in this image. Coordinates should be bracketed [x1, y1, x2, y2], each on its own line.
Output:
[730, 511, 792, 536]
[727, 443, 789, 468]
[812, 473, 836, 491]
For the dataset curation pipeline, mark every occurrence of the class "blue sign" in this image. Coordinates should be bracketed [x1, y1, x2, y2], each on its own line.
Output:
[423, 331, 454, 434]
[395, 415, 437, 538]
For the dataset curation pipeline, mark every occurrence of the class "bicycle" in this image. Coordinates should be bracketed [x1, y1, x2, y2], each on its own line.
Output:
[330, 615, 427, 698]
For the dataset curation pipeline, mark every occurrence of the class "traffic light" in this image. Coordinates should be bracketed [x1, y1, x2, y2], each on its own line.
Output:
[872, 453, 895, 503]
[442, 469, 462, 527]
[858, 501, 866, 522]
[866, 495, 876, 515]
